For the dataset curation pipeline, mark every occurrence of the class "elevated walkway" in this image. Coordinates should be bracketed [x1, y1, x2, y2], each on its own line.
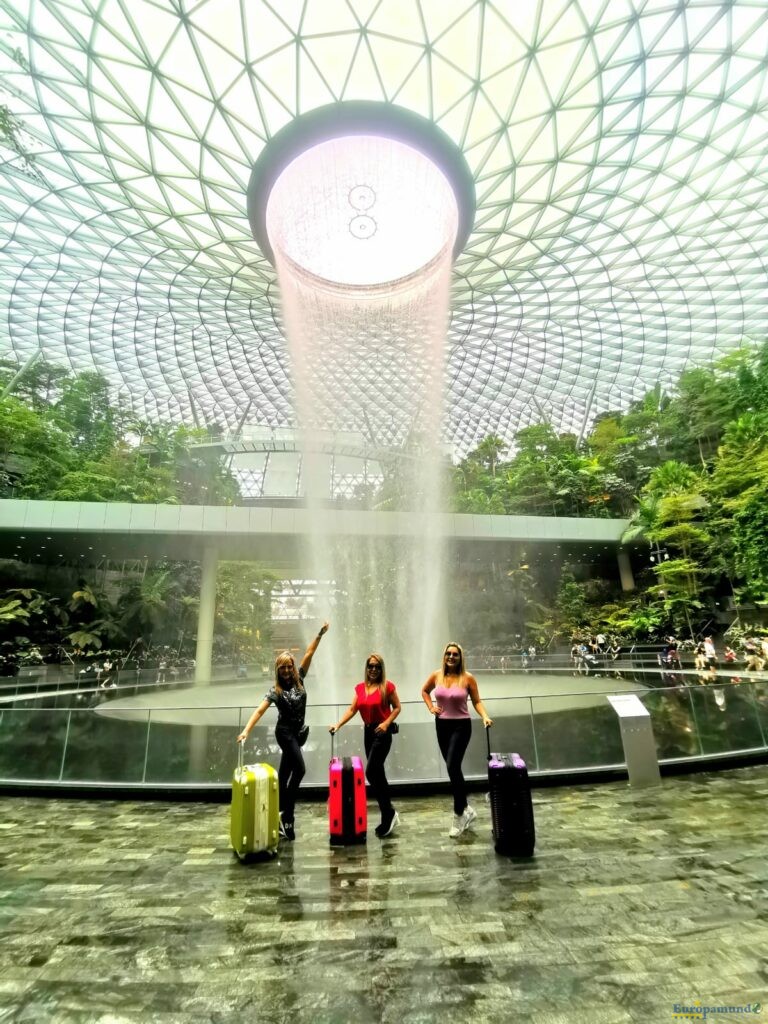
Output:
[0, 498, 629, 564]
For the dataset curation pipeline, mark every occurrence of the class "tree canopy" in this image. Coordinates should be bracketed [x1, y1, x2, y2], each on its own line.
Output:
[0, 360, 238, 505]
[3, 340, 768, 647]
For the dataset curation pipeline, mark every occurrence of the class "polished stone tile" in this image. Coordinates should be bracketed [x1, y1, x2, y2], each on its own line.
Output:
[0, 766, 767, 1023]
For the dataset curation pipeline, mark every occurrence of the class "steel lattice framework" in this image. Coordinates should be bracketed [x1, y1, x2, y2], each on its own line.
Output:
[1, 0, 767, 456]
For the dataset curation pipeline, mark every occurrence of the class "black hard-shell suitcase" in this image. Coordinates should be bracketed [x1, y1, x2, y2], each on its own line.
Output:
[486, 729, 535, 857]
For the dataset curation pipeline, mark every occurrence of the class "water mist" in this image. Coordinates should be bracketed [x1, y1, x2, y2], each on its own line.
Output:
[265, 133, 459, 698]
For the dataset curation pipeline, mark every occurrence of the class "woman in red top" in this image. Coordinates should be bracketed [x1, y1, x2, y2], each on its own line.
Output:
[329, 653, 401, 838]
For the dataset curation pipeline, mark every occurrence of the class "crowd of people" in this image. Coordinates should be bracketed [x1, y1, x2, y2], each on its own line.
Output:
[657, 633, 768, 678]
[569, 634, 623, 675]
[74, 649, 196, 692]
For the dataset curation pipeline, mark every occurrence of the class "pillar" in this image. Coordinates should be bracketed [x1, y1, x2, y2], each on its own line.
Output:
[194, 543, 218, 685]
[618, 548, 635, 592]
[189, 543, 217, 779]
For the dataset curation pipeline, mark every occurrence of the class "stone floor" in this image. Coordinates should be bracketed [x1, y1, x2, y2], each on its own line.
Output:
[0, 768, 767, 1024]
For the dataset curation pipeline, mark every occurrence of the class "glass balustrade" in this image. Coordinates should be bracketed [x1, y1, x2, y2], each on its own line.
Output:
[1, 674, 767, 788]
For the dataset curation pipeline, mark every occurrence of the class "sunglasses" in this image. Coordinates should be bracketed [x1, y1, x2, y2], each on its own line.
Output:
[366, 662, 382, 670]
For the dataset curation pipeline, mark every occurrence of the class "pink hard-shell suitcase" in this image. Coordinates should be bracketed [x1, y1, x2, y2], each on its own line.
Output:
[329, 737, 367, 845]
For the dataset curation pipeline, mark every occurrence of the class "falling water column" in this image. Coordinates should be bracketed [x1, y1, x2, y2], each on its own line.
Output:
[265, 134, 460, 693]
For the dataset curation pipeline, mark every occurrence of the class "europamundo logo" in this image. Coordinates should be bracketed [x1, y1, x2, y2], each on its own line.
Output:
[672, 1003, 762, 1020]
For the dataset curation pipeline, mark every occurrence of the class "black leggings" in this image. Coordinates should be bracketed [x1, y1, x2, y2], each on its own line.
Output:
[435, 717, 472, 816]
[275, 727, 305, 823]
[364, 724, 393, 818]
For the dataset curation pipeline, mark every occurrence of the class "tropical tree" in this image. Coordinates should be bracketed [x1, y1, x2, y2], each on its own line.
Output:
[116, 566, 188, 644]
[634, 462, 712, 635]
[52, 372, 118, 458]
[215, 562, 277, 662]
[0, 396, 74, 497]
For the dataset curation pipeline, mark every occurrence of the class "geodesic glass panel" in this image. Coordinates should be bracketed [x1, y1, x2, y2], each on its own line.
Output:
[1, 0, 767, 456]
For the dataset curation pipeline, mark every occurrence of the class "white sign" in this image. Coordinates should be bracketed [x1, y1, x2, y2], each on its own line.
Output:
[607, 694, 650, 718]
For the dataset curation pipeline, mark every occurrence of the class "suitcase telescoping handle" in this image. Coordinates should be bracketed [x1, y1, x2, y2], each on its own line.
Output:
[486, 724, 493, 762]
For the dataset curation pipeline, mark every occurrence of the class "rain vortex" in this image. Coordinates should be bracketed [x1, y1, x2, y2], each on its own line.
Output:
[266, 134, 459, 696]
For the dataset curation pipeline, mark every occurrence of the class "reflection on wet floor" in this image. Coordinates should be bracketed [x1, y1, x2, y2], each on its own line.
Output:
[0, 765, 767, 1023]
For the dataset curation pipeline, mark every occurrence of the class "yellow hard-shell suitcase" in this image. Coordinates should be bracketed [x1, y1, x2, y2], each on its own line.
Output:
[231, 745, 279, 860]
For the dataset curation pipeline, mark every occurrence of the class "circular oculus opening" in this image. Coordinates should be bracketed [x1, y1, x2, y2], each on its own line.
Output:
[265, 135, 459, 288]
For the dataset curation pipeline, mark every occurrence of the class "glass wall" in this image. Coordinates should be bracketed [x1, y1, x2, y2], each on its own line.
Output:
[2, 678, 766, 789]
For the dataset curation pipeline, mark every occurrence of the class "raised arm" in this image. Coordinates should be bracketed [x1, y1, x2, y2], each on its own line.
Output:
[421, 672, 442, 716]
[329, 694, 359, 734]
[467, 674, 493, 727]
[300, 621, 330, 675]
[236, 698, 270, 743]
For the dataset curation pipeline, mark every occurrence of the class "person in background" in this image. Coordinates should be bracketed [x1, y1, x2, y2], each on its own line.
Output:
[421, 642, 492, 838]
[723, 645, 741, 686]
[663, 636, 678, 662]
[703, 636, 718, 667]
[694, 642, 708, 672]
[570, 640, 580, 675]
[237, 623, 329, 841]
[744, 637, 764, 672]
[329, 652, 401, 838]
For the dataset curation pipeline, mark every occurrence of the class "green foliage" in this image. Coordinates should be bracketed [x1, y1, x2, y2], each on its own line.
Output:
[593, 595, 666, 639]
[449, 338, 768, 637]
[0, 395, 75, 497]
[0, 103, 38, 176]
[732, 487, 768, 602]
[0, 598, 29, 624]
[0, 556, 278, 664]
[0, 362, 240, 504]
[554, 571, 590, 635]
[67, 629, 103, 651]
[215, 562, 276, 661]
[5, 338, 768, 647]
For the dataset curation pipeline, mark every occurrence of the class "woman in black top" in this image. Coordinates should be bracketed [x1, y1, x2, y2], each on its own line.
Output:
[237, 622, 329, 840]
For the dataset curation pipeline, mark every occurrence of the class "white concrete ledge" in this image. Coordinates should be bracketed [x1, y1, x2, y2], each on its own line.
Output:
[0, 499, 629, 543]
[0, 499, 630, 565]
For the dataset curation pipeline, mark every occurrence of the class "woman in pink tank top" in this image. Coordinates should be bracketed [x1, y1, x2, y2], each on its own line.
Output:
[421, 642, 492, 838]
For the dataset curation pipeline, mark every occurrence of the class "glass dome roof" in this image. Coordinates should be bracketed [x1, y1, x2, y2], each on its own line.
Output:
[1, 0, 766, 455]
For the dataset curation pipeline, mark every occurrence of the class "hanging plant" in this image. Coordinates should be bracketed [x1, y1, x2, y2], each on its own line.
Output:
[0, 104, 40, 179]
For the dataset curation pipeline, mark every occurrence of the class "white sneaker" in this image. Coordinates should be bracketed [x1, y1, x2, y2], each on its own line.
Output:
[449, 815, 463, 838]
[381, 810, 399, 837]
[461, 805, 477, 832]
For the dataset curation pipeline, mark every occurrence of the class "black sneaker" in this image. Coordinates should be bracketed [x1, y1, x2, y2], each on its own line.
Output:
[374, 822, 385, 838]
[279, 814, 288, 840]
[284, 821, 295, 842]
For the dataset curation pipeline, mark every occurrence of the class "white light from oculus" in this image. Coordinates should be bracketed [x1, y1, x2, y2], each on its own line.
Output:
[265, 135, 459, 287]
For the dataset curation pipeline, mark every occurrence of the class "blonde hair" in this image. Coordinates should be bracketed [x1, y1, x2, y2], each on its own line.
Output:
[274, 651, 302, 695]
[364, 652, 388, 704]
[438, 641, 467, 688]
